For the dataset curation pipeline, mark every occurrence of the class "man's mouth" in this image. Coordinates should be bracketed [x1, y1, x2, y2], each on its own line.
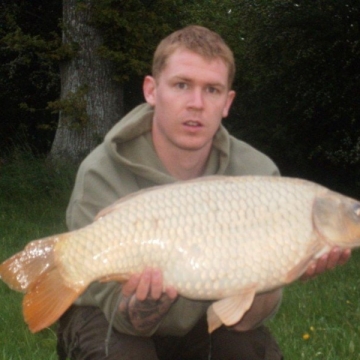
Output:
[184, 120, 202, 127]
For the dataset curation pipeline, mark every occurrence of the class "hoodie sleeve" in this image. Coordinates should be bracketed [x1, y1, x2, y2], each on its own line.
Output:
[66, 144, 140, 230]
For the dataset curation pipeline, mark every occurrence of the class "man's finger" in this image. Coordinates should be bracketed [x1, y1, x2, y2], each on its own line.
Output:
[326, 247, 343, 270]
[150, 269, 164, 300]
[136, 267, 152, 301]
[165, 286, 178, 300]
[338, 248, 351, 266]
[122, 273, 141, 297]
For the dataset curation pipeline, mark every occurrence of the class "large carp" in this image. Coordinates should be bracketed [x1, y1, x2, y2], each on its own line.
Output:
[1, 175, 360, 333]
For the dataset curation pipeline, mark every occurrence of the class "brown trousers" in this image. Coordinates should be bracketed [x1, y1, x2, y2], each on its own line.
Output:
[57, 306, 283, 360]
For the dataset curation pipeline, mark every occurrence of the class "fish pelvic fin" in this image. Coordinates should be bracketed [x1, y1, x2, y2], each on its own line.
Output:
[23, 267, 80, 333]
[207, 305, 223, 333]
[0, 237, 59, 292]
[207, 287, 257, 333]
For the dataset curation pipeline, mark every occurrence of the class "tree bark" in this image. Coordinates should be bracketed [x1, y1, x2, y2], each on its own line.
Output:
[50, 0, 123, 163]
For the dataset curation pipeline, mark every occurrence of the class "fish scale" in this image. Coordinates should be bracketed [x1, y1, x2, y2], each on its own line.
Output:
[1, 175, 360, 334]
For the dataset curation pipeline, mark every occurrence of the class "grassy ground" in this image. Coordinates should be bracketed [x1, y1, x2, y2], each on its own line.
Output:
[269, 251, 360, 359]
[0, 151, 73, 358]
[0, 152, 359, 359]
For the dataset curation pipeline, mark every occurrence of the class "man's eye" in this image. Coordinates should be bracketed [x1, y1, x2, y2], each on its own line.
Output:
[207, 86, 219, 94]
[176, 82, 188, 89]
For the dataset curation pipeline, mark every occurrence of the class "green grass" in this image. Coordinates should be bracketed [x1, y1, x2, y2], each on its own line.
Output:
[0, 151, 360, 359]
[268, 250, 360, 359]
[0, 150, 74, 359]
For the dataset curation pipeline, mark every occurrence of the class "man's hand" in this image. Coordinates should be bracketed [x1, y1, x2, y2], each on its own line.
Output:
[119, 268, 178, 333]
[300, 247, 351, 281]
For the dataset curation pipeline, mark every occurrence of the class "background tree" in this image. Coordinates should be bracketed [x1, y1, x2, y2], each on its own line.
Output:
[0, 0, 61, 153]
[48, 0, 124, 162]
[37, 0, 188, 162]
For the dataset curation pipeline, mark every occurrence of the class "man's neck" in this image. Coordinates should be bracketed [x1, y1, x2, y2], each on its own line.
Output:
[167, 155, 208, 180]
[154, 142, 211, 181]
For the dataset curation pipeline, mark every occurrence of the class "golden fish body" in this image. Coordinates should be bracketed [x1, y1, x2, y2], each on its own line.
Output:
[60, 177, 320, 297]
[1, 175, 360, 333]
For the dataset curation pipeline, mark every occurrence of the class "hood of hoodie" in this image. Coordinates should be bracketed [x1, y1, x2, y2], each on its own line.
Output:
[104, 103, 231, 185]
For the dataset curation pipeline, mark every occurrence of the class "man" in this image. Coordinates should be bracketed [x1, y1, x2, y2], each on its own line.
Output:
[57, 25, 350, 360]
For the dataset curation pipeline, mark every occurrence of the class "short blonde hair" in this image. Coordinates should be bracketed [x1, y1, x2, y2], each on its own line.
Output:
[152, 25, 235, 88]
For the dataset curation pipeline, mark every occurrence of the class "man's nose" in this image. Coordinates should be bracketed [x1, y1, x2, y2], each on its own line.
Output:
[188, 88, 204, 109]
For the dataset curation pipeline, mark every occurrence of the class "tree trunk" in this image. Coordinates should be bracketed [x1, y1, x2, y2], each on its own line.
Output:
[50, 0, 123, 163]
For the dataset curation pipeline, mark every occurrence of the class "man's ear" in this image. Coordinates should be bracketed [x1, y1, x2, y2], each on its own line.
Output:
[143, 75, 156, 106]
[222, 90, 236, 118]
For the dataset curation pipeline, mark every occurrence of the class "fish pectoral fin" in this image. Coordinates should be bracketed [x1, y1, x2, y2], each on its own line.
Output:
[23, 267, 81, 333]
[98, 273, 130, 283]
[207, 287, 257, 333]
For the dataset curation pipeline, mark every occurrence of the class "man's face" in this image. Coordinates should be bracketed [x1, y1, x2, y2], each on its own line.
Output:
[144, 48, 235, 154]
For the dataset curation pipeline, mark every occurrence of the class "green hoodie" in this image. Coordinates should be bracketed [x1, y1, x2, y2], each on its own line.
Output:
[67, 103, 280, 336]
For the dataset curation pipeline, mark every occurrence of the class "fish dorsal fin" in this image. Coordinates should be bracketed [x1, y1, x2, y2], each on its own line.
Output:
[207, 286, 257, 333]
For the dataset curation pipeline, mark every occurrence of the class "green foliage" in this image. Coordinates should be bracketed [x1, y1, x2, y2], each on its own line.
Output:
[176, 1, 246, 60]
[48, 85, 90, 129]
[227, 0, 360, 196]
[89, 0, 186, 81]
[0, 2, 61, 100]
[0, 0, 62, 153]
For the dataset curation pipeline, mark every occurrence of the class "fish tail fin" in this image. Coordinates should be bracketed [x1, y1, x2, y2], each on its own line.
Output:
[23, 267, 80, 333]
[0, 237, 58, 292]
[0, 234, 82, 332]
